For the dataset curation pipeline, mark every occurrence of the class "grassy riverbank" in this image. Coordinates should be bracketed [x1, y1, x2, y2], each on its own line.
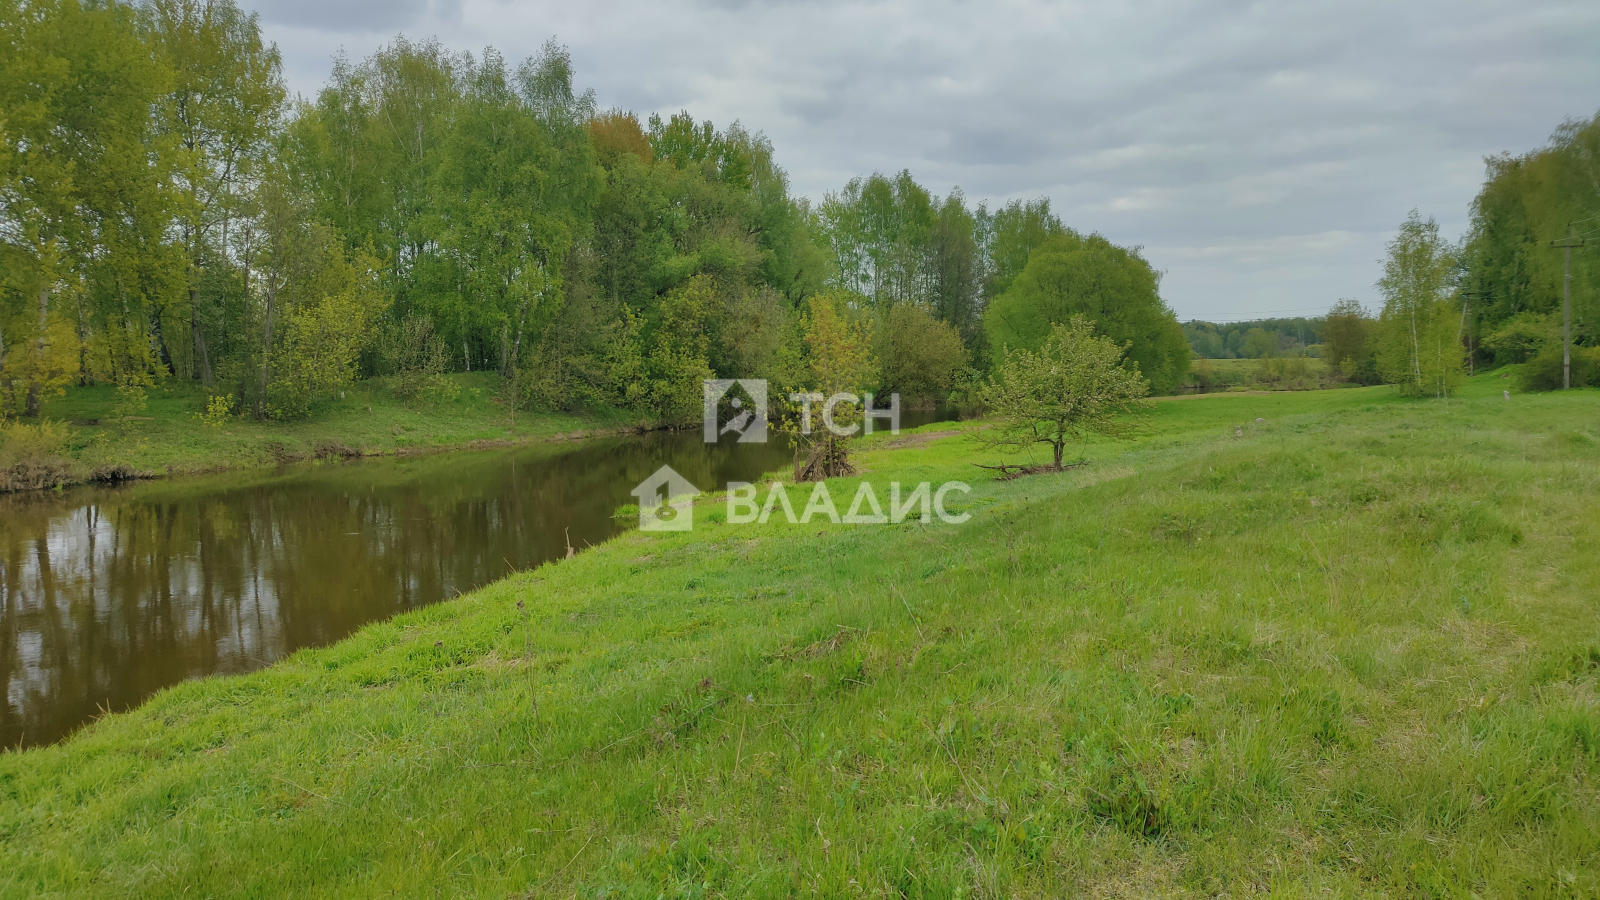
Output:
[3, 374, 1598, 897]
[2, 374, 636, 490]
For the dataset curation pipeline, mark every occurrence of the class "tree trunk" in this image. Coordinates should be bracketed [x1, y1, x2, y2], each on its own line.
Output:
[1408, 302, 1422, 392]
[149, 305, 174, 375]
[25, 287, 49, 417]
[0, 322, 10, 416]
[1052, 439, 1064, 470]
[512, 301, 527, 368]
[190, 285, 213, 386]
[259, 286, 276, 418]
[75, 296, 91, 386]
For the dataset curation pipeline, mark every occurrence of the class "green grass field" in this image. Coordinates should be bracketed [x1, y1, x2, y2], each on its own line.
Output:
[18, 373, 633, 484]
[1185, 356, 1337, 392]
[3, 373, 1598, 897]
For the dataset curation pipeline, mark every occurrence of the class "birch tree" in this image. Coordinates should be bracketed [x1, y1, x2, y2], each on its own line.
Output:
[1376, 211, 1463, 397]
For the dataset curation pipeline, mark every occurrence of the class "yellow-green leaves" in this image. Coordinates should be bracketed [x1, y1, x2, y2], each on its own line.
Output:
[983, 316, 1151, 468]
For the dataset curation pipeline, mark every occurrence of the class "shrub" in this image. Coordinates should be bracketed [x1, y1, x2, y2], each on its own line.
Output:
[0, 419, 77, 491]
[1254, 356, 1313, 388]
[378, 314, 456, 402]
[1518, 345, 1600, 391]
[111, 382, 149, 420]
[1483, 312, 1558, 366]
[196, 394, 237, 428]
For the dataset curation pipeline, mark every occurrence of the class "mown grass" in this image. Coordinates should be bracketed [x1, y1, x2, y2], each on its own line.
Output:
[23, 373, 632, 485]
[2, 373, 1597, 897]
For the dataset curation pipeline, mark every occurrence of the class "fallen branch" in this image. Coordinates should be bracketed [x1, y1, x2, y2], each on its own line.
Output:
[973, 459, 1086, 481]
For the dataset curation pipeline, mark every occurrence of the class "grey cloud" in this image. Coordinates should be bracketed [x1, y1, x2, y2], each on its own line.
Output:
[252, 0, 458, 32]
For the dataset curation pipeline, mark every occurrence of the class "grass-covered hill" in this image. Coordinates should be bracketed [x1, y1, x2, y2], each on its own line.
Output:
[2, 375, 1597, 897]
[1, 373, 629, 492]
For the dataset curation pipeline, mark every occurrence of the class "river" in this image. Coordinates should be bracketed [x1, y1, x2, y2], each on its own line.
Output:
[0, 411, 953, 749]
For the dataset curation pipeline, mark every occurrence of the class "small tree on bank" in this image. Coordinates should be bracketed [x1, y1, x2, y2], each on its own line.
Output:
[981, 317, 1150, 472]
[782, 292, 876, 481]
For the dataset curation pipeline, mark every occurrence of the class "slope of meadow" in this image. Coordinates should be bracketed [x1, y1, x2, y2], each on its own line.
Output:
[1, 374, 629, 492]
[2, 375, 1597, 897]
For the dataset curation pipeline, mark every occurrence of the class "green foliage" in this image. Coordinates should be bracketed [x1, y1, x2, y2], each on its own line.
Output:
[25, 372, 622, 486]
[1253, 355, 1316, 388]
[267, 270, 382, 418]
[982, 316, 1151, 468]
[255, 226, 386, 419]
[601, 276, 720, 424]
[1183, 317, 1322, 360]
[139, 0, 285, 387]
[1182, 356, 1337, 393]
[0, 417, 74, 489]
[111, 381, 149, 420]
[1461, 112, 1600, 353]
[1376, 211, 1465, 397]
[984, 232, 1189, 394]
[984, 197, 1065, 299]
[1322, 298, 1380, 383]
[195, 392, 235, 427]
[816, 172, 991, 347]
[0, 0, 173, 414]
[819, 171, 938, 306]
[1481, 311, 1558, 365]
[780, 291, 877, 480]
[800, 291, 877, 399]
[376, 314, 456, 402]
[876, 302, 967, 400]
[1241, 326, 1279, 359]
[4, 0, 1179, 436]
[1518, 344, 1600, 391]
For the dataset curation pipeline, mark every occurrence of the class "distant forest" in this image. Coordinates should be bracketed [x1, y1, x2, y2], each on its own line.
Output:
[1182, 318, 1325, 359]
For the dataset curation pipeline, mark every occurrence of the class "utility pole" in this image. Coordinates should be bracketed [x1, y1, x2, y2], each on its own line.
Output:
[1458, 289, 1493, 377]
[1551, 225, 1588, 390]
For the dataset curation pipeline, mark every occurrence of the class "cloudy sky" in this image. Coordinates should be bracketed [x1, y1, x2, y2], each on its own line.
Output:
[253, 0, 1600, 321]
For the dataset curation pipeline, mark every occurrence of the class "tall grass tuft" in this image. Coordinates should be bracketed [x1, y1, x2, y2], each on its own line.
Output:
[0, 419, 77, 491]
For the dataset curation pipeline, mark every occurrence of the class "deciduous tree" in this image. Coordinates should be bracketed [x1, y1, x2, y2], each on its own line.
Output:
[1376, 211, 1463, 397]
[981, 316, 1150, 471]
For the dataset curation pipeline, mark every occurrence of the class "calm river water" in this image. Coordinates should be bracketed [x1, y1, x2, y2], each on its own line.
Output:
[0, 412, 953, 749]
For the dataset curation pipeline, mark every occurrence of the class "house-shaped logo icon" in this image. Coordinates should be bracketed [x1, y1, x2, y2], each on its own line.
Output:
[631, 465, 700, 532]
[703, 379, 768, 443]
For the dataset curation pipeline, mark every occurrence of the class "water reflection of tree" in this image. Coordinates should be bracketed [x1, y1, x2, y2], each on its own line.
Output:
[1, 431, 797, 748]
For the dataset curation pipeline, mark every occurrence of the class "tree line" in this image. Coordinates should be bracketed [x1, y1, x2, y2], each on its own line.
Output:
[1186, 112, 1600, 397]
[0, 0, 1191, 425]
[1345, 104, 1599, 398]
[1182, 318, 1323, 360]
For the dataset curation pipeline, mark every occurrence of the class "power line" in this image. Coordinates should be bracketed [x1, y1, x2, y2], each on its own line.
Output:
[1183, 306, 1342, 322]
